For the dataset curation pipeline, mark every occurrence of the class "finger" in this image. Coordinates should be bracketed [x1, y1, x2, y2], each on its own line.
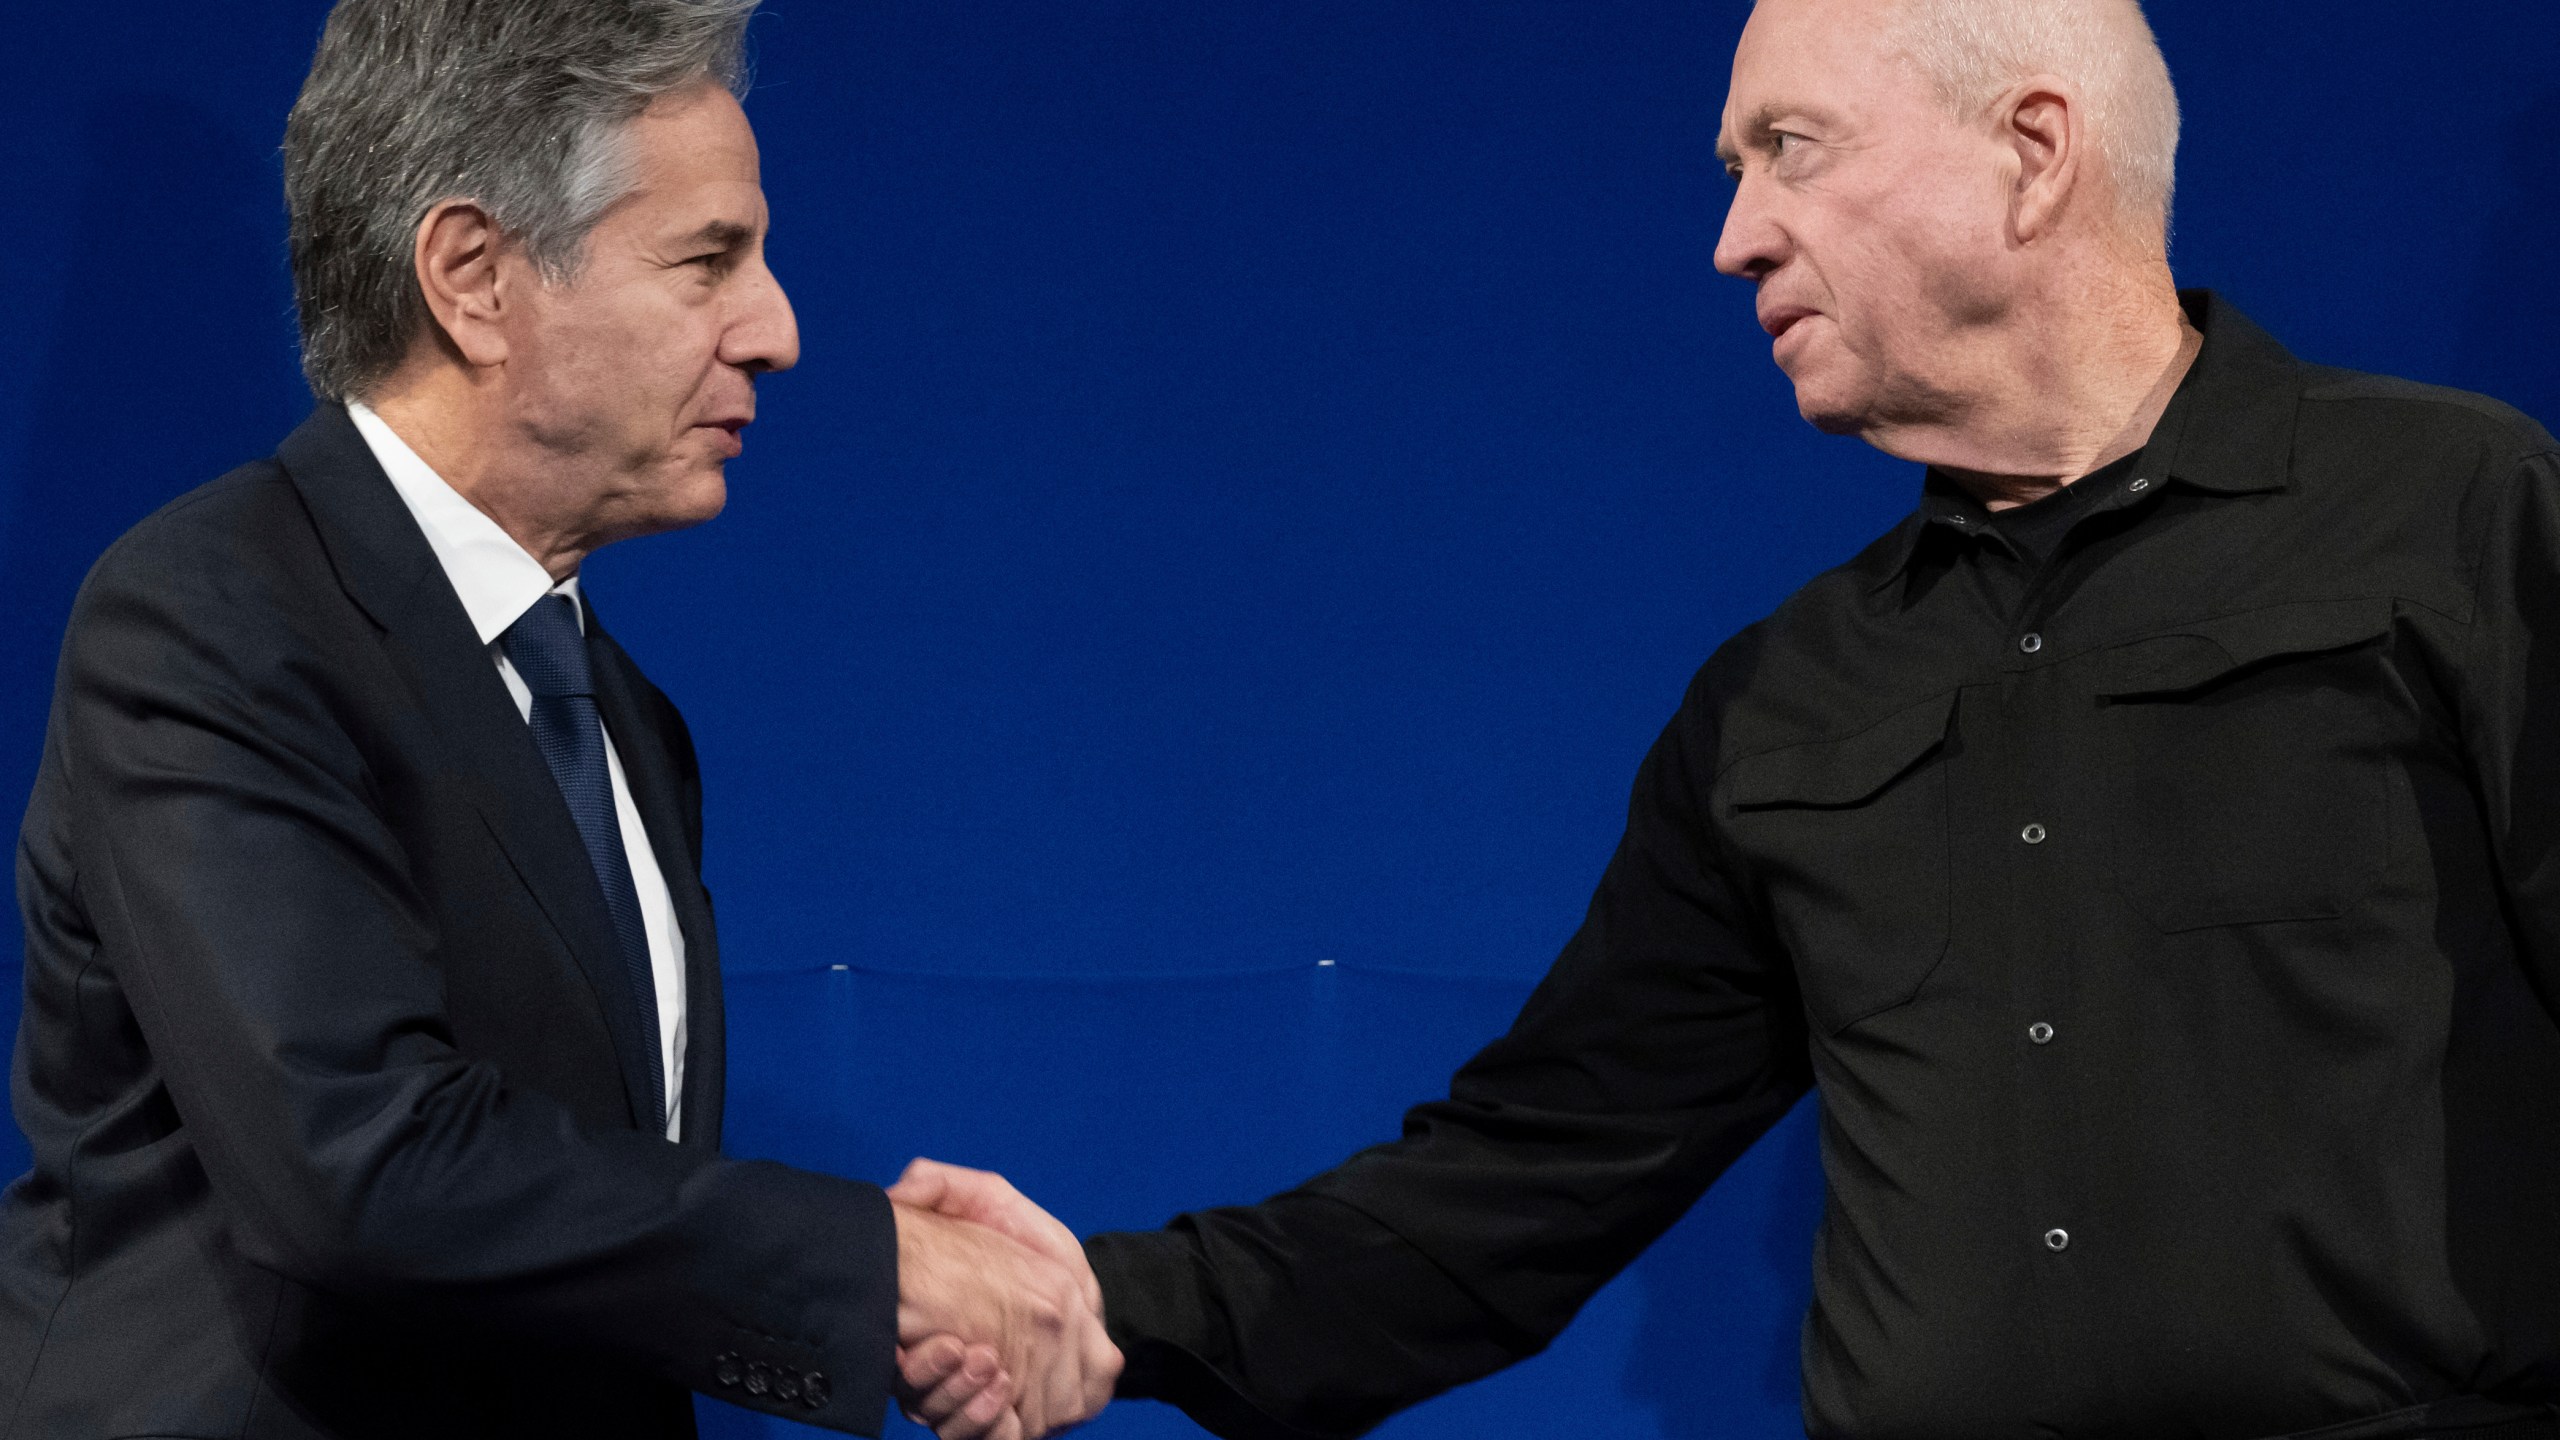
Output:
[917, 1345, 1007, 1426]
[954, 1367, 1016, 1437]
[1074, 1319, 1124, 1421]
[1003, 1338, 1056, 1439]
[923, 1393, 1002, 1440]
[1033, 1280, 1087, 1437]
[936, 1363, 1013, 1434]
[1049, 1302, 1117, 1426]
[961, 1341, 1006, 1386]
[898, 1334, 968, 1393]
[944, 1402, 1022, 1440]
[910, 1375, 983, 1428]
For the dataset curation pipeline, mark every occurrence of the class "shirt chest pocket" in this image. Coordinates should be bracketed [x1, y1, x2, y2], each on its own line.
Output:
[2093, 598, 2399, 933]
[1720, 692, 1957, 1036]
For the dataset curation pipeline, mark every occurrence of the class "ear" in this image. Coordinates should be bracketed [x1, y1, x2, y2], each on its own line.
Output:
[411, 200, 514, 369]
[1997, 76, 2083, 244]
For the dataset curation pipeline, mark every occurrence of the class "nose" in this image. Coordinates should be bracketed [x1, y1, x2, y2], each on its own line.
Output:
[1713, 169, 1787, 282]
[723, 252, 801, 375]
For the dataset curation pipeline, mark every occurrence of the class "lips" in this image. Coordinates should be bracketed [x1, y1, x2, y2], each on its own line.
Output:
[697, 417, 748, 457]
[1760, 305, 1818, 340]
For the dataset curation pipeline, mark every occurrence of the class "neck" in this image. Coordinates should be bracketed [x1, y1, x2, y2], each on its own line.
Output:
[362, 363, 596, 582]
[1879, 258, 2198, 513]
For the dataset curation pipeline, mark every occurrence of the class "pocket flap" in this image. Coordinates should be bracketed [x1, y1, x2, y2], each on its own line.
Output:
[1723, 690, 1958, 809]
[2095, 597, 2394, 699]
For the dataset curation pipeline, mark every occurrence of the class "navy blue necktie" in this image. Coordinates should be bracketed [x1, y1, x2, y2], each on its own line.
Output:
[500, 594, 665, 1130]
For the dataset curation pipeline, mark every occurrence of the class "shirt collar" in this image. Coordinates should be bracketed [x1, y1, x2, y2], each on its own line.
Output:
[2139, 289, 2302, 498]
[1911, 450, 2132, 533]
[1865, 289, 2302, 590]
[346, 401, 583, 643]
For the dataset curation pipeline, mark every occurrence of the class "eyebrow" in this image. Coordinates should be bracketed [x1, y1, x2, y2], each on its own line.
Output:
[677, 219, 756, 251]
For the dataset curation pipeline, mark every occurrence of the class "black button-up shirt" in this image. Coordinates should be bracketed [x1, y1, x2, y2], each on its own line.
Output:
[1089, 293, 2560, 1440]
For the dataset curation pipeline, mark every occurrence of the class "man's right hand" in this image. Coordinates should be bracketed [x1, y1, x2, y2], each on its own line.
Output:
[892, 1198, 1118, 1438]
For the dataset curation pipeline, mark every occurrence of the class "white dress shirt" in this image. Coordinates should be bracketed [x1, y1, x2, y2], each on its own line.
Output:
[348, 402, 688, 1141]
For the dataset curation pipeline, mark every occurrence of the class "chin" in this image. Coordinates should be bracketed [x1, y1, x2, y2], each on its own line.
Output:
[1792, 383, 1870, 437]
[1783, 356, 1883, 437]
[641, 470, 729, 535]
[674, 472, 728, 526]
[1801, 405, 1868, 437]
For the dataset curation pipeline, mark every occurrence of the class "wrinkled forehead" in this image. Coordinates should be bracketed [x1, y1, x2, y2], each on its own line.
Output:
[1718, 0, 1912, 148]
[626, 82, 765, 186]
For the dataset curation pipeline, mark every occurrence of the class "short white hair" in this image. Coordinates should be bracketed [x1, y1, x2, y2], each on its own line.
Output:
[1887, 0, 2181, 235]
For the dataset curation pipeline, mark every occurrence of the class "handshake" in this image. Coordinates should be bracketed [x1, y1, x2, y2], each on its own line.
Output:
[890, 1159, 1123, 1440]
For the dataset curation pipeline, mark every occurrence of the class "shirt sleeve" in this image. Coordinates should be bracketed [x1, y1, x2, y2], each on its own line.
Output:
[2458, 443, 2560, 1003]
[1087, 645, 1816, 1440]
[53, 512, 900, 1433]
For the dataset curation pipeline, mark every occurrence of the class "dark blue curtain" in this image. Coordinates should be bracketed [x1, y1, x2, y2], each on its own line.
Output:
[2, 3, 2553, 1436]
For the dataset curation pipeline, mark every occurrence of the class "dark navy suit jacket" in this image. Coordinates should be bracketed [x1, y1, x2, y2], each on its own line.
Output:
[1, 406, 896, 1438]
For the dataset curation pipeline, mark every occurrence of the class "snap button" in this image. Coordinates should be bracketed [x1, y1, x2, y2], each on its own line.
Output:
[2020, 823, 2047, 845]
[802, 1372, 831, 1410]
[713, 1353, 743, 1388]
[745, 1361, 772, 1397]
[2044, 1227, 2070, 1252]
[2019, 632, 2043, 654]
[2028, 1022, 2055, 1045]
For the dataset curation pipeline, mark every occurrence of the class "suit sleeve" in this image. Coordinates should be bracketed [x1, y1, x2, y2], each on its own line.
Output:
[56, 521, 899, 1434]
[1086, 650, 1815, 1440]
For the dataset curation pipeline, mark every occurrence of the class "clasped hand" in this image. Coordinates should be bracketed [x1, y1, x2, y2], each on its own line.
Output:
[892, 1159, 1121, 1440]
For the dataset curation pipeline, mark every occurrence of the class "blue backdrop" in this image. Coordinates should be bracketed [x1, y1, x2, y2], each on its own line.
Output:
[3, 3, 2554, 1437]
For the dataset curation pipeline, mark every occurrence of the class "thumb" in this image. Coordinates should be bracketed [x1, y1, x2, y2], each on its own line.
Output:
[893, 1159, 1021, 1232]
[888, 1156, 955, 1210]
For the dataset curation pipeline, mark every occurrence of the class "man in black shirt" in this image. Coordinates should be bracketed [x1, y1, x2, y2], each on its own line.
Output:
[890, 0, 2560, 1436]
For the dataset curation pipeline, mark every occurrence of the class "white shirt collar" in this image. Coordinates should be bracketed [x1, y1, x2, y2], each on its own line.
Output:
[346, 401, 581, 643]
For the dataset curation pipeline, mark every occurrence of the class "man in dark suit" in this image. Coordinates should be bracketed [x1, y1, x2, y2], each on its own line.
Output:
[0, 2, 1115, 1436]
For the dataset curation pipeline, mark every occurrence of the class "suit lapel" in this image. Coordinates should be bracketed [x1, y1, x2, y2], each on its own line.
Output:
[275, 406, 661, 1132]
[587, 618, 726, 1152]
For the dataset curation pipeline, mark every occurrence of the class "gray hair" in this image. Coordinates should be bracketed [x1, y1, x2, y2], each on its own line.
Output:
[284, 0, 759, 401]
[1888, 0, 2181, 237]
